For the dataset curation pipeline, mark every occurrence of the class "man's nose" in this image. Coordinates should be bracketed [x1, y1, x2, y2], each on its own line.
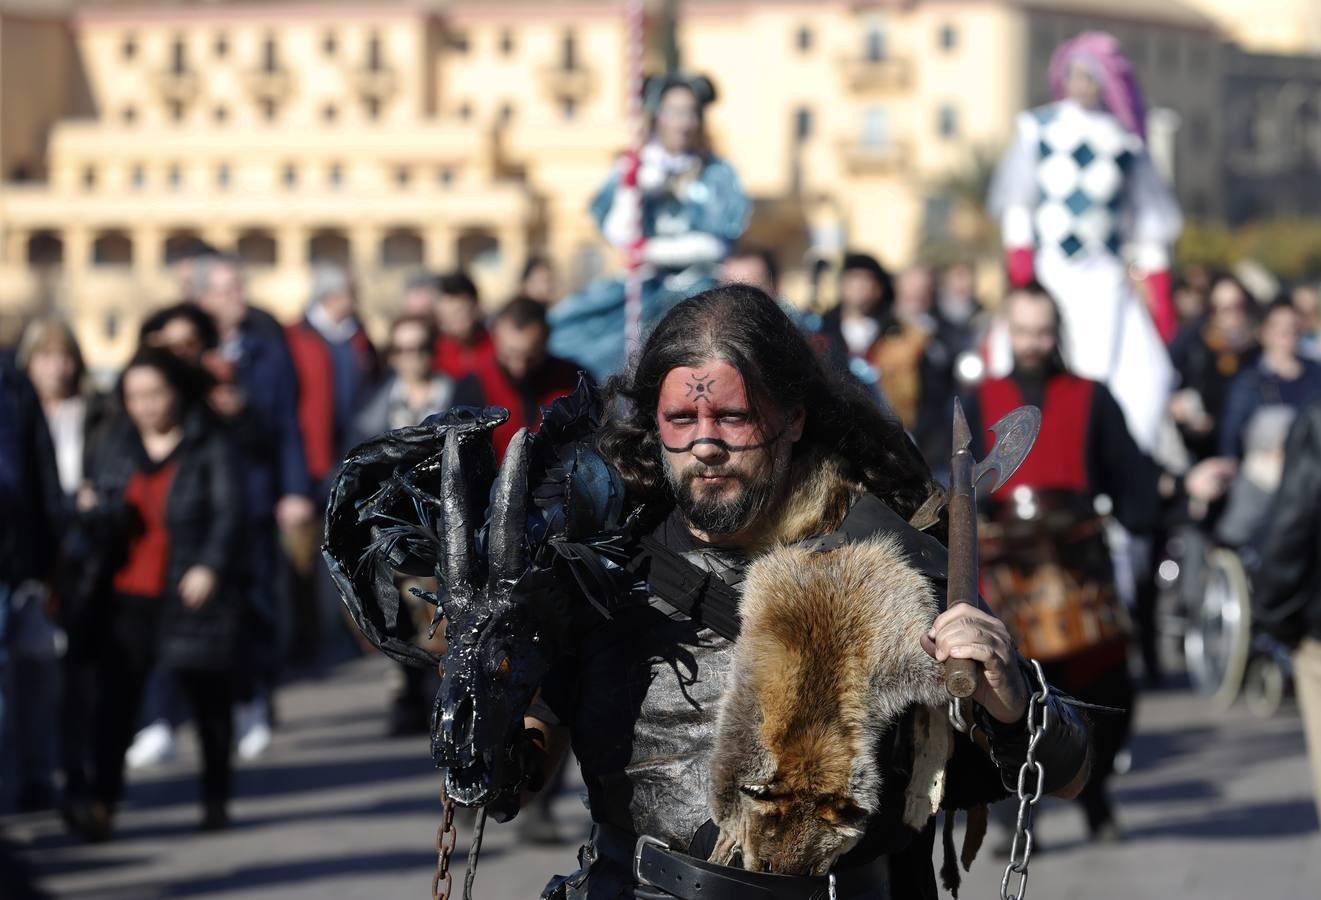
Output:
[691, 436, 727, 464]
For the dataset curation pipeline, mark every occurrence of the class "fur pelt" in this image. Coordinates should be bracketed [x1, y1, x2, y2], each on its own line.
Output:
[708, 529, 953, 876]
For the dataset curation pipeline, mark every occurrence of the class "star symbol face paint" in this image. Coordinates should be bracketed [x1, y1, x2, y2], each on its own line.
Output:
[685, 373, 717, 402]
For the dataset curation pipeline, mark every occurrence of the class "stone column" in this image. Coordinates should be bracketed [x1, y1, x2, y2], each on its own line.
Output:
[201, 224, 240, 253]
[63, 227, 92, 288]
[132, 225, 164, 276]
[276, 224, 306, 271]
[498, 223, 528, 293]
[349, 223, 383, 275]
[424, 224, 456, 271]
[2, 225, 28, 265]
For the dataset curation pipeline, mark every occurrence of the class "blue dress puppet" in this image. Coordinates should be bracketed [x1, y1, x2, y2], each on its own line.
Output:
[548, 73, 750, 381]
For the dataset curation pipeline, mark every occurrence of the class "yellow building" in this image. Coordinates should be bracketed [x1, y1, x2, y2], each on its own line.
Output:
[0, 0, 1223, 371]
[1179, 0, 1321, 55]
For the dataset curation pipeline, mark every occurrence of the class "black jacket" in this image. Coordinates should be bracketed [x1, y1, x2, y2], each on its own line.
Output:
[0, 362, 64, 584]
[1254, 402, 1321, 645]
[86, 409, 247, 668]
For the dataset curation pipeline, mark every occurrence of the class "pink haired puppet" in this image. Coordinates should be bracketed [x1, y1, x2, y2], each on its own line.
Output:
[988, 30, 1181, 453]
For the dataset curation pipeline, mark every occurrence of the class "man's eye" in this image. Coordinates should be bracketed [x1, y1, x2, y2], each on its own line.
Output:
[718, 415, 748, 424]
[668, 415, 696, 426]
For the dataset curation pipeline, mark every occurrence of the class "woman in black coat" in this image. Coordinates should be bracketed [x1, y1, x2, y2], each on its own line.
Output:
[65, 347, 245, 841]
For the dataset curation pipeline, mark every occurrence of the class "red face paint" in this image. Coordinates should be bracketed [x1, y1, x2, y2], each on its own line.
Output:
[656, 362, 781, 453]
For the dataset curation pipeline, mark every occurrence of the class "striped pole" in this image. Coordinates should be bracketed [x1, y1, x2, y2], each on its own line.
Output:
[623, 0, 646, 361]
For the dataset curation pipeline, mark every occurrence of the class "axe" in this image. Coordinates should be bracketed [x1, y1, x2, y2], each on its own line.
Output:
[944, 397, 1041, 699]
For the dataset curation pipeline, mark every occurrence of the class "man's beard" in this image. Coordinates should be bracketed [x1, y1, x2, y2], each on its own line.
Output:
[665, 460, 779, 536]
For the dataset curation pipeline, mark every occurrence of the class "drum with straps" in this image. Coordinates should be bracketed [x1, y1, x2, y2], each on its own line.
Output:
[979, 488, 1130, 662]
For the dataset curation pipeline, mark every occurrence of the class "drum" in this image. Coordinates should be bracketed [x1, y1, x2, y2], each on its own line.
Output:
[980, 489, 1130, 662]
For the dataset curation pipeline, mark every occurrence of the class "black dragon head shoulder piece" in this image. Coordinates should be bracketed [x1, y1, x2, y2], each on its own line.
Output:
[323, 377, 624, 809]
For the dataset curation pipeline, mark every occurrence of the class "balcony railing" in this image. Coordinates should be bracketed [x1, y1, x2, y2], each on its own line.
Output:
[538, 66, 595, 101]
[837, 55, 911, 92]
[837, 138, 909, 174]
[351, 67, 398, 102]
[151, 70, 200, 104]
[242, 69, 293, 103]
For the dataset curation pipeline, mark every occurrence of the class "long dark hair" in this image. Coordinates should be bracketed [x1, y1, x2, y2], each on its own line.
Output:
[596, 283, 936, 520]
[117, 345, 209, 426]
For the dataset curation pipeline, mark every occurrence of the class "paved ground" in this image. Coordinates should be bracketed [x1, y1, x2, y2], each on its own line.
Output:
[2, 657, 1318, 900]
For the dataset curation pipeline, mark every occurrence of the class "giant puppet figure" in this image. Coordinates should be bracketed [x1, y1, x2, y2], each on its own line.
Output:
[548, 72, 750, 382]
[989, 32, 1181, 452]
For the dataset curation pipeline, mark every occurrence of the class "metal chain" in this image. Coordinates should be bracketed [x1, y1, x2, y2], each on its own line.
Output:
[432, 785, 458, 900]
[1000, 659, 1051, 900]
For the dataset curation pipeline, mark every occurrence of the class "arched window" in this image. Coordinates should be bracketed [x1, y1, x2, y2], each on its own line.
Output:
[237, 229, 278, 267]
[26, 232, 63, 268]
[381, 229, 424, 267]
[308, 229, 350, 266]
[457, 230, 500, 270]
[92, 230, 133, 266]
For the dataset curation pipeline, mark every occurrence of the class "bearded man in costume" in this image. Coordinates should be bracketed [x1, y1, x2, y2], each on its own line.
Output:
[326, 285, 1091, 900]
[963, 284, 1229, 846]
[988, 31, 1181, 454]
[548, 72, 750, 382]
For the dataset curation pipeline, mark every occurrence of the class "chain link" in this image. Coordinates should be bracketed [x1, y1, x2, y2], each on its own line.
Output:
[1000, 659, 1051, 900]
[432, 785, 458, 900]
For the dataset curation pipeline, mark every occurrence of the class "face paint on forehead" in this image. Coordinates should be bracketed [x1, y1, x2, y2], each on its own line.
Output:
[685, 371, 717, 402]
[656, 362, 783, 453]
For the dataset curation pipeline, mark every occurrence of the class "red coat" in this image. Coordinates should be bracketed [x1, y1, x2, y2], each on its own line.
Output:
[458, 355, 582, 460]
[433, 328, 496, 382]
[285, 320, 379, 484]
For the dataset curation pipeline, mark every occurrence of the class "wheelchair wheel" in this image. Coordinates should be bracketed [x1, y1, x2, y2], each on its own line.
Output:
[1184, 548, 1253, 709]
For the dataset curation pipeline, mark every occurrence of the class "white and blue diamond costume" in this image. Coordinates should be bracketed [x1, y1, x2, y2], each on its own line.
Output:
[990, 98, 1181, 452]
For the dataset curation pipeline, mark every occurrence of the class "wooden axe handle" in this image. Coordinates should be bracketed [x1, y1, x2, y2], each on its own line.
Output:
[944, 489, 980, 699]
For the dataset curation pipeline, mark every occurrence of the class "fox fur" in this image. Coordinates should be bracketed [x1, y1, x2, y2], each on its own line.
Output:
[708, 531, 954, 876]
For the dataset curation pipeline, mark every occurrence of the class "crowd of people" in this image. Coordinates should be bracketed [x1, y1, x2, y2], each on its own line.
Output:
[4, 235, 1321, 844]
[0, 247, 580, 841]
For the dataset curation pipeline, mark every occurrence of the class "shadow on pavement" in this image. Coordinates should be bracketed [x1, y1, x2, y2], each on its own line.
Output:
[1127, 798, 1320, 840]
[55, 847, 506, 899]
[114, 749, 436, 814]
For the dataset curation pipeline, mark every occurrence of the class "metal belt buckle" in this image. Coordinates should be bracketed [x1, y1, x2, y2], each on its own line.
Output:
[633, 834, 668, 887]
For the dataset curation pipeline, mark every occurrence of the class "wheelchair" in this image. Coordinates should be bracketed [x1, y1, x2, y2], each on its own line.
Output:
[1158, 524, 1294, 717]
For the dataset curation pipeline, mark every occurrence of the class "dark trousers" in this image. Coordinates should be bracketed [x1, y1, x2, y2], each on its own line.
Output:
[90, 659, 151, 807]
[90, 665, 234, 811]
[89, 595, 234, 812]
[1042, 649, 1135, 830]
[176, 670, 233, 809]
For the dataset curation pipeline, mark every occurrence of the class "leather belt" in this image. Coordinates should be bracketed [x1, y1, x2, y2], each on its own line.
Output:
[591, 823, 891, 900]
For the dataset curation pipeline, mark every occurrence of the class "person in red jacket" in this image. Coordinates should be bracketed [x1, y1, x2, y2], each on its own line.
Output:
[284, 262, 381, 489]
[432, 271, 495, 382]
[283, 263, 379, 669]
[453, 296, 583, 459]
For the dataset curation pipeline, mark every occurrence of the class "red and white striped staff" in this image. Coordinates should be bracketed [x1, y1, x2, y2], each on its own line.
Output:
[622, 0, 647, 360]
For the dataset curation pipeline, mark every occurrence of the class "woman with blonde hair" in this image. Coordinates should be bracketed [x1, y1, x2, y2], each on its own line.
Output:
[14, 318, 111, 812]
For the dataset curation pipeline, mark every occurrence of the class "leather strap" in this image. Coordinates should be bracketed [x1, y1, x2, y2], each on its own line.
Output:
[592, 824, 891, 900]
[628, 493, 950, 643]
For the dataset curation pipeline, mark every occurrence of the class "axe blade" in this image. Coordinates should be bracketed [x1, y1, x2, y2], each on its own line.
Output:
[952, 396, 972, 453]
[973, 405, 1042, 494]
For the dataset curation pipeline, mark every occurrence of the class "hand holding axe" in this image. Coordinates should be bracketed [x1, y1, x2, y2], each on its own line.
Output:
[944, 398, 1041, 699]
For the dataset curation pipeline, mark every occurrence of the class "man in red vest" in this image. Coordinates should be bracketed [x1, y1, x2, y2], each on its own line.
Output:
[964, 281, 1231, 845]
[453, 296, 583, 460]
